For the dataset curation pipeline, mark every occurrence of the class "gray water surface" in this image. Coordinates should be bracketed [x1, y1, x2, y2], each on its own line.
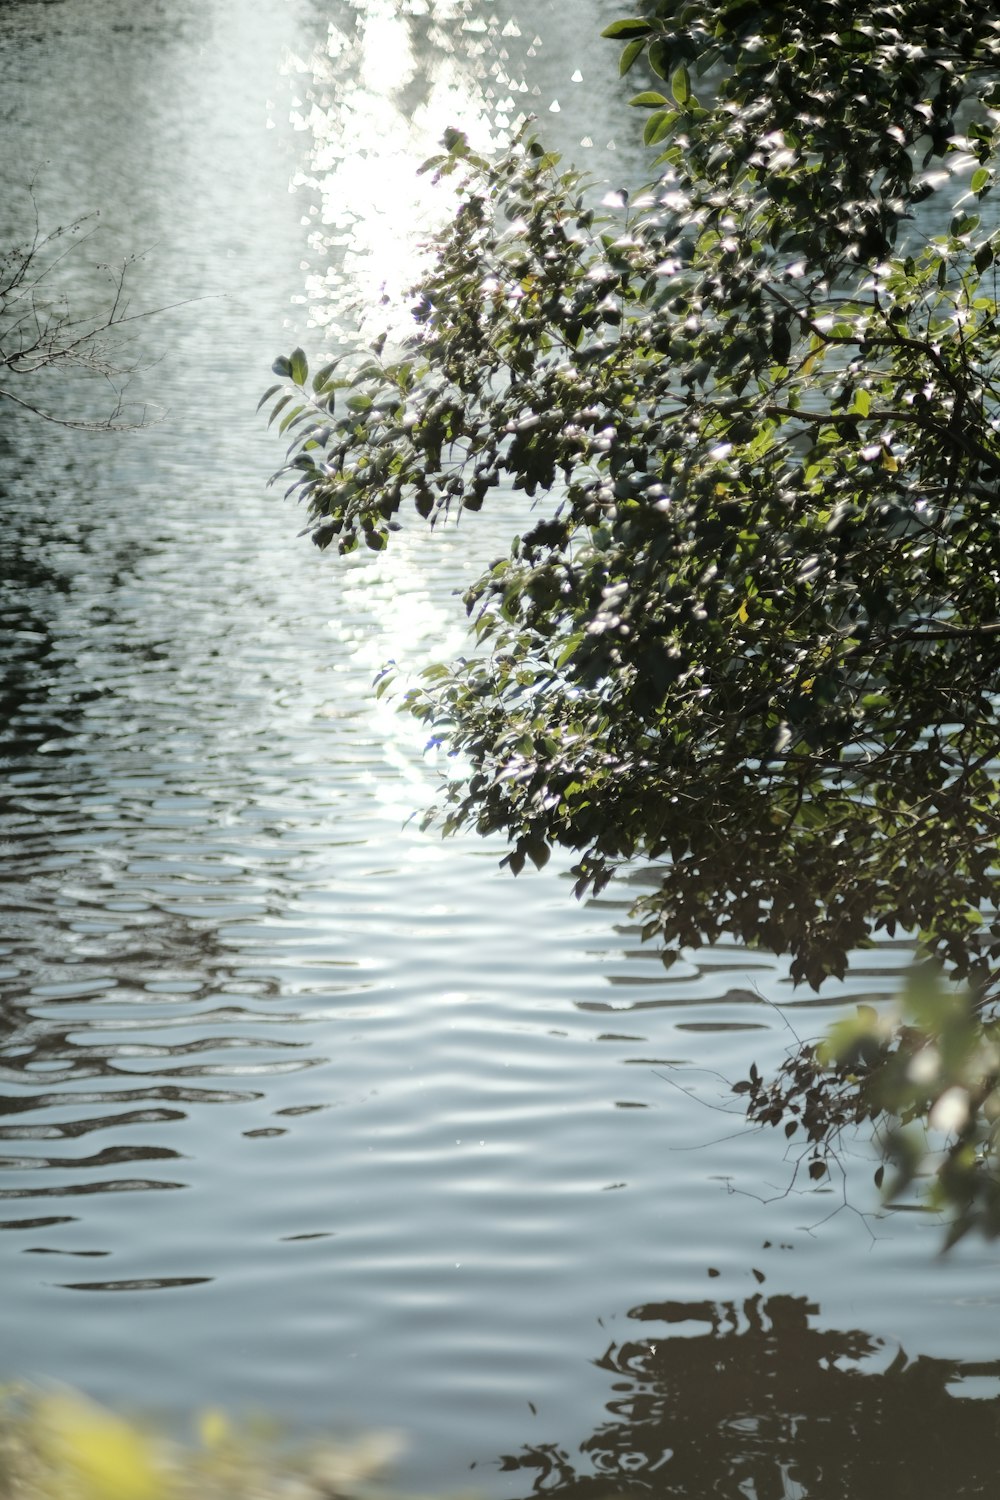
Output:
[2, 2, 1000, 1494]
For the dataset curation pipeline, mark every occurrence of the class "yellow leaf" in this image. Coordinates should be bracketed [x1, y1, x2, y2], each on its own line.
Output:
[738, 600, 750, 623]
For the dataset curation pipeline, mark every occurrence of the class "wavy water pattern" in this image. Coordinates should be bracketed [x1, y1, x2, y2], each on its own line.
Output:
[2, 2, 1000, 1495]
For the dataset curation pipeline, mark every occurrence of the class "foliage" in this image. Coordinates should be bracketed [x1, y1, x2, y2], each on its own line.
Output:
[268, 3, 1000, 1237]
[0, 1387, 401, 1500]
[741, 972, 1000, 1244]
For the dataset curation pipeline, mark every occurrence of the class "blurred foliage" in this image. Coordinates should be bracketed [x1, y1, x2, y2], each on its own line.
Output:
[0, 1387, 403, 1500]
[741, 971, 1000, 1245]
[267, 3, 1000, 1235]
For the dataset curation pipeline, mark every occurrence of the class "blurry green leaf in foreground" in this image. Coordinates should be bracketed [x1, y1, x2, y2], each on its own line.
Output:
[0, 1387, 402, 1500]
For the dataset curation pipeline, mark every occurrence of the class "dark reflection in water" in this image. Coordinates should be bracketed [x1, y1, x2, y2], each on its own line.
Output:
[501, 1293, 1000, 1499]
[0, 1178, 186, 1201]
[59, 1276, 213, 1292]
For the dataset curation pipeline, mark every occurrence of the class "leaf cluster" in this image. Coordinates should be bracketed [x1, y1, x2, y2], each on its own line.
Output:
[268, 3, 1000, 1232]
[740, 972, 1000, 1243]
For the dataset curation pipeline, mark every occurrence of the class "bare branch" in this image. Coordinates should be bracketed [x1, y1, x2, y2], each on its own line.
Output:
[0, 185, 203, 431]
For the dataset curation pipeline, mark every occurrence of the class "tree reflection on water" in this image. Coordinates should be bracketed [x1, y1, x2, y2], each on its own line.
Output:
[501, 1293, 1000, 1499]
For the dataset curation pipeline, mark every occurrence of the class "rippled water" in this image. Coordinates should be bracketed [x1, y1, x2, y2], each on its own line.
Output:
[2, 2, 1000, 1494]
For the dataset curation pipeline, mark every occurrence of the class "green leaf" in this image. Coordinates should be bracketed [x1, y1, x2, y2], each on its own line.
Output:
[312, 361, 340, 392]
[644, 110, 676, 146]
[442, 127, 469, 155]
[600, 18, 655, 38]
[289, 347, 308, 386]
[972, 167, 991, 194]
[619, 37, 645, 75]
[951, 212, 980, 238]
[630, 91, 669, 108]
[417, 153, 447, 177]
[257, 383, 282, 413]
[527, 839, 551, 870]
[271, 355, 292, 378]
[556, 633, 584, 668]
[671, 65, 691, 107]
[647, 38, 670, 79]
[267, 393, 293, 428]
[278, 403, 305, 436]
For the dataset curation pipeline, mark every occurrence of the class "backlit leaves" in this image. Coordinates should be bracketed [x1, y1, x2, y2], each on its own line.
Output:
[267, 2, 1000, 1238]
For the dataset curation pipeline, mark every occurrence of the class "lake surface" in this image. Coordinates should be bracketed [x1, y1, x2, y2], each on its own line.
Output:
[2, 2, 1000, 1494]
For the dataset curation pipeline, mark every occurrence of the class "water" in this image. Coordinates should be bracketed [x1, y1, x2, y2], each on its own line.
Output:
[1, 2, 1000, 1494]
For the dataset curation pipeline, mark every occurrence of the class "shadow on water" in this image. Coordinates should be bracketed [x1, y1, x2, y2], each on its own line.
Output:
[498, 1292, 1000, 1499]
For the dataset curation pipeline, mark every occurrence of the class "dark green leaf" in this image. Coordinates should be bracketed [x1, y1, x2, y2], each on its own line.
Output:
[619, 37, 646, 75]
[289, 347, 308, 386]
[643, 110, 676, 146]
[600, 18, 655, 38]
[671, 65, 691, 107]
[647, 38, 670, 79]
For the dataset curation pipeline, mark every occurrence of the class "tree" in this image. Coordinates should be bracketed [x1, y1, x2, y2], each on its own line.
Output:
[1, 189, 162, 430]
[267, 3, 1000, 1239]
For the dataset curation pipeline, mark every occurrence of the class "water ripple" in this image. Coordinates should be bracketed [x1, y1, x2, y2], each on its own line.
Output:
[1, 2, 999, 1495]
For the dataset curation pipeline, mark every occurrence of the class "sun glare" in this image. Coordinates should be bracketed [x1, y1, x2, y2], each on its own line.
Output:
[282, 0, 523, 344]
